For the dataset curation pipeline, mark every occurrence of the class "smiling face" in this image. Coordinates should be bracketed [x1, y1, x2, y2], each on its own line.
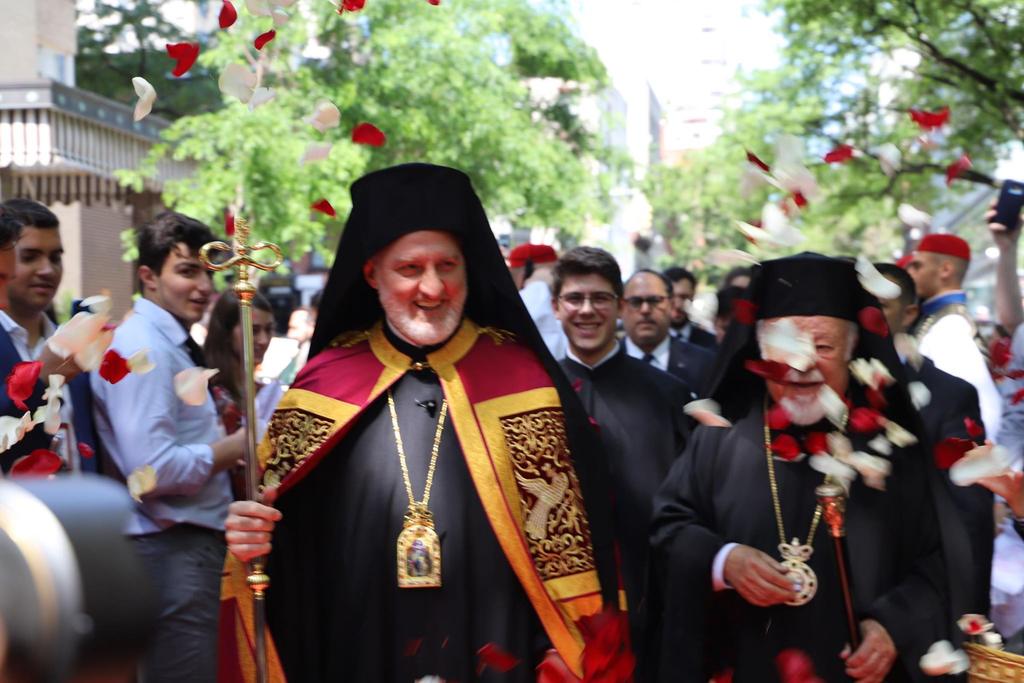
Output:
[138, 243, 213, 326]
[761, 315, 855, 425]
[553, 272, 620, 365]
[8, 226, 63, 318]
[363, 230, 467, 346]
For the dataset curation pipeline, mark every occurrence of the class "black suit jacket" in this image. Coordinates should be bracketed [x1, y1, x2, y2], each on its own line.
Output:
[908, 356, 993, 613]
[666, 336, 715, 398]
[680, 323, 718, 351]
[0, 323, 100, 473]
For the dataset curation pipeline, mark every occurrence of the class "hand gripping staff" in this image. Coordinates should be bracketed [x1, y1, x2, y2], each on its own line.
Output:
[200, 217, 283, 683]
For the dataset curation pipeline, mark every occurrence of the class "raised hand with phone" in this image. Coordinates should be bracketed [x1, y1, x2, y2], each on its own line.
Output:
[988, 180, 1024, 335]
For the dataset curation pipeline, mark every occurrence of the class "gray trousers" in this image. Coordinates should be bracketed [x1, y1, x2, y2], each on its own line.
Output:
[132, 524, 225, 683]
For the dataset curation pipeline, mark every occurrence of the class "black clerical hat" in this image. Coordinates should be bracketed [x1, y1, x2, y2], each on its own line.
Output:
[754, 253, 862, 321]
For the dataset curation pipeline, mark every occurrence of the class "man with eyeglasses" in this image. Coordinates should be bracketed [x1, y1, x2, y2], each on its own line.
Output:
[664, 266, 717, 350]
[552, 246, 691, 676]
[621, 269, 715, 398]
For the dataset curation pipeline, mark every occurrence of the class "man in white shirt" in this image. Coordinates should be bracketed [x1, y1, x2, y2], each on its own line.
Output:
[907, 233, 1002, 439]
[0, 199, 93, 473]
[508, 242, 567, 359]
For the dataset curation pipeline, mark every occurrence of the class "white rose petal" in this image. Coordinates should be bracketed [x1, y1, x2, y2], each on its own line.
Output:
[919, 640, 969, 676]
[950, 443, 1013, 487]
[245, 0, 272, 15]
[867, 434, 893, 456]
[894, 333, 923, 370]
[706, 249, 760, 268]
[248, 87, 276, 111]
[127, 349, 156, 375]
[219, 64, 257, 104]
[0, 412, 36, 453]
[73, 328, 115, 372]
[127, 464, 158, 503]
[844, 451, 892, 491]
[299, 142, 333, 166]
[131, 77, 156, 122]
[849, 357, 895, 390]
[884, 420, 918, 447]
[818, 385, 849, 428]
[307, 100, 341, 133]
[758, 318, 817, 372]
[81, 295, 113, 316]
[827, 432, 854, 459]
[897, 203, 932, 232]
[48, 311, 110, 358]
[855, 256, 902, 301]
[174, 367, 219, 406]
[739, 164, 770, 198]
[908, 381, 931, 409]
[683, 399, 733, 428]
[271, 7, 289, 26]
[809, 454, 857, 491]
[875, 143, 902, 177]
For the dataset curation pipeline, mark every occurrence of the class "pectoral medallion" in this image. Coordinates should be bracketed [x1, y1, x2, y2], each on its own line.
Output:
[397, 505, 442, 589]
[779, 538, 817, 606]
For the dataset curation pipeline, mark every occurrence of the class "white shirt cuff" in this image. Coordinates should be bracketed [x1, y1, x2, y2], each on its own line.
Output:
[712, 542, 739, 591]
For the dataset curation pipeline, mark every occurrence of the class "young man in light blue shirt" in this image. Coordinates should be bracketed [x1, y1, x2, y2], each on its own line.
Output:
[91, 211, 244, 683]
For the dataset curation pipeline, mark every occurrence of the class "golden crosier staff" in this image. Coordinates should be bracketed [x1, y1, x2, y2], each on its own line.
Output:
[200, 217, 283, 683]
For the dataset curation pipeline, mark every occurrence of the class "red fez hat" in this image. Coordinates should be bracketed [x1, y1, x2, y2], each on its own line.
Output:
[508, 243, 558, 268]
[916, 234, 970, 261]
[895, 253, 913, 269]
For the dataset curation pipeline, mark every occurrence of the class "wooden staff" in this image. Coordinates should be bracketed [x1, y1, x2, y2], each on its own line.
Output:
[816, 482, 861, 651]
[200, 217, 283, 683]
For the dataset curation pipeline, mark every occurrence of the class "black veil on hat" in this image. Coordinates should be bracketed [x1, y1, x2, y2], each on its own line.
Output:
[308, 162, 618, 604]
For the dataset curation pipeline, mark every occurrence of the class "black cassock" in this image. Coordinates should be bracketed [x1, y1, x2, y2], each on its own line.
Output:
[266, 366, 546, 682]
[649, 401, 952, 683]
[559, 350, 690, 652]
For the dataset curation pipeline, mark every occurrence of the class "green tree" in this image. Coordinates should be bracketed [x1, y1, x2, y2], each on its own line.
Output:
[647, 0, 1023, 277]
[109, 0, 621, 259]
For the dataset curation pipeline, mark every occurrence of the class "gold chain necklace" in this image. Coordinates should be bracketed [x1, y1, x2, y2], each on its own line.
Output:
[388, 389, 448, 588]
[762, 402, 848, 606]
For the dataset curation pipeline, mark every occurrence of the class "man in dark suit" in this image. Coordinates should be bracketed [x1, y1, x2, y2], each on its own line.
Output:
[664, 266, 717, 350]
[621, 268, 715, 397]
[877, 261, 993, 613]
[0, 199, 98, 473]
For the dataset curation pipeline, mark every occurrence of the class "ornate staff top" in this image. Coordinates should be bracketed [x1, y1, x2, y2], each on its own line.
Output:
[198, 216, 284, 297]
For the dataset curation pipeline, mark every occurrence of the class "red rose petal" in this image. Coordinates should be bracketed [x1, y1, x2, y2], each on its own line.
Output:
[1006, 369, 1024, 380]
[804, 431, 828, 455]
[823, 144, 855, 164]
[734, 299, 758, 325]
[935, 437, 973, 469]
[746, 150, 771, 173]
[1013, 388, 1024, 405]
[767, 403, 791, 430]
[99, 349, 131, 384]
[340, 0, 366, 10]
[577, 608, 635, 681]
[6, 360, 42, 411]
[310, 199, 336, 217]
[991, 337, 1012, 367]
[10, 449, 62, 477]
[964, 416, 984, 440]
[744, 359, 791, 383]
[776, 648, 824, 683]
[78, 442, 95, 460]
[770, 434, 801, 461]
[849, 407, 885, 434]
[219, 0, 238, 28]
[909, 106, 950, 131]
[166, 42, 200, 78]
[352, 122, 387, 147]
[946, 153, 972, 186]
[571, 377, 583, 392]
[712, 670, 734, 683]
[427, 0, 441, 4]
[858, 306, 889, 337]
[225, 211, 235, 236]
[402, 638, 422, 657]
[254, 29, 276, 50]
[865, 386, 887, 410]
[477, 642, 520, 674]
[792, 191, 808, 208]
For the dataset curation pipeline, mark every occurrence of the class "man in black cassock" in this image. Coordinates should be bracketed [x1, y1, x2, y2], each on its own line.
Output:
[875, 261, 993, 615]
[222, 164, 628, 682]
[649, 253, 972, 682]
[551, 246, 691, 661]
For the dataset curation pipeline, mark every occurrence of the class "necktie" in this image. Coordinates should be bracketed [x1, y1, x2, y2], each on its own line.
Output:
[184, 336, 207, 368]
[642, 352, 656, 365]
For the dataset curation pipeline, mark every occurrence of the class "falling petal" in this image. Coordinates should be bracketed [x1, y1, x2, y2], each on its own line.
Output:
[958, 614, 993, 636]
[739, 164, 770, 199]
[352, 122, 387, 147]
[894, 333, 922, 370]
[683, 399, 732, 428]
[10, 449, 63, 477]
[746, 150, 771, 173]
[81, 295, 113, 316]
[219, 0, 238, 28]
[74, 328, 115, 372]
[254, 29, 276, 50]
[844, 451, 891, 490]
[991, 337, 1012, 368]
[338, 0, 366, 11]
[849, 357, 894, 390]
[897, 204, 931, 231]
[808, 454, 856, 490]
[6, 361, 42, 411]
[949, 443, 1012, 486]
[858, 306, 889, 337]
[99, 350, 131, 384]
[131, 77, 156, 122]
[174, 367, 219, 406]
[908, 106, 950, 131]
[875, 143, 902, 177]
[964, 417, 984, 440]
[127, 464, 158, 502]
[818, 385, 848, 428]
[823, 144, 855, 164]
[884, 420, 917, 447]
[218, 64, 257, 104]
[245, 0, 272, 16]
[248, 87, 275, 111]
[307, 100, 341, 133]
[128, 349, 156, 375]
[0, 412, 37, 453]
[908, 381, 931, 409]
[706, 249, 760, 267]
[78, 442, 95, 460]
[770, 434, 802, 461]
[299, 142, 333, 165]
[166, 42, 200, 78]
[850, 407, 886, 434]
[311, 199, 336, 217]
[271, 8, 289, 26]
[477, 642, 520, 673]
[868, 434, 893, 456]
[946, 154, 972, 186]
[919, 640, 969, 676]
[757, 318, 816, 372]
[734, 299, 757, 325]
[855, 257, 902, 300]
[744, 359, 791, 382]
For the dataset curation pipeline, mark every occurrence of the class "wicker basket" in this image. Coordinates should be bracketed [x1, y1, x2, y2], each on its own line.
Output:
[965, 642, 1024, 682]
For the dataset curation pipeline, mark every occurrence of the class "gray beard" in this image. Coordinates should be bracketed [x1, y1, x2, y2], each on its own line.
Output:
[380, 291, 464, 347]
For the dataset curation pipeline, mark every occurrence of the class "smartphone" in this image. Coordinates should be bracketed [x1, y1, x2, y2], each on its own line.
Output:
[993, 179, 1024, 232]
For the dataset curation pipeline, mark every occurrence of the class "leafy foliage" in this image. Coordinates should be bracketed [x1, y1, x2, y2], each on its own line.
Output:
[98, 0, 620, 260]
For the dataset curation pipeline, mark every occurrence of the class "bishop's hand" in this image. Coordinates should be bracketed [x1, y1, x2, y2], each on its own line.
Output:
[841, 619, 896, 683]
[225, 486, 281, 563]
[722, 544, 798, 607]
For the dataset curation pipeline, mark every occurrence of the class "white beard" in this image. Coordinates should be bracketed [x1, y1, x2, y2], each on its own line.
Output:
[380, 289, 464, 347]
[780, 394, 828, 426]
